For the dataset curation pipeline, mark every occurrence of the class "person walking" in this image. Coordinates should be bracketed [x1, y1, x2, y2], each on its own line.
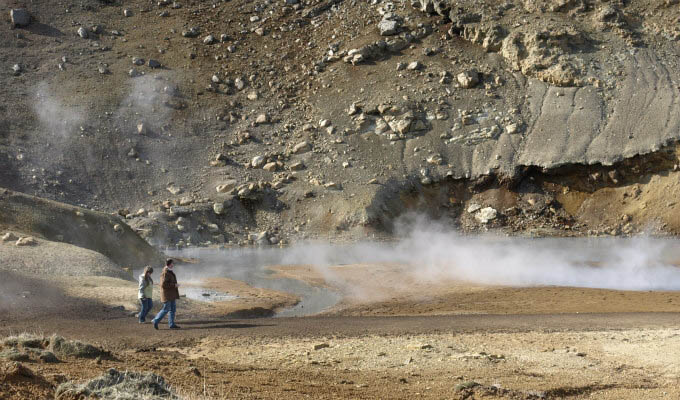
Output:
[137, 266, 154, 324]
[152, 259, 181, 330]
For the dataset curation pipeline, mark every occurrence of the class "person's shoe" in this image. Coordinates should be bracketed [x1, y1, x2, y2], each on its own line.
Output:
[169, 325, 181, 329]
[138, 320, 145, 324]
[153, 320, 159, 330]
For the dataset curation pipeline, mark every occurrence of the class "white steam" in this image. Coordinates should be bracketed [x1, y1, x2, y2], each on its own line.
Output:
[176, 217, 680, 293]
[33, 82, 85, 140]
[276, 217, 680, 291]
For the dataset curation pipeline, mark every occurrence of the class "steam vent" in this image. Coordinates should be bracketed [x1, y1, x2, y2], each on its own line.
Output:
[4, 1, 680, 399]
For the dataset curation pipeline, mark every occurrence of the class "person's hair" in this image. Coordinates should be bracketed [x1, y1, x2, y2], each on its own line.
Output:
[143, 266, 153, 275]
[166, 259, 173, 267]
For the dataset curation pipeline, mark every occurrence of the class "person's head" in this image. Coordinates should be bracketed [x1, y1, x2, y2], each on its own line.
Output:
[143, 266, 153, 277]
[166, 259, 174, 269]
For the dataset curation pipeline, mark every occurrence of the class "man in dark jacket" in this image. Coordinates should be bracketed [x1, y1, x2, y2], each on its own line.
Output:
[152, 259, 181, 330]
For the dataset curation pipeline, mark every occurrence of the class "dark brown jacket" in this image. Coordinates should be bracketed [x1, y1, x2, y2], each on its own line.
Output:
[160, 267, 180, 302]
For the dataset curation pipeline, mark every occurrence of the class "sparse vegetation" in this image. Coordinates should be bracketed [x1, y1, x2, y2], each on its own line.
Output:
[55, 368, 180, 400]
[0, 333, 108, 362]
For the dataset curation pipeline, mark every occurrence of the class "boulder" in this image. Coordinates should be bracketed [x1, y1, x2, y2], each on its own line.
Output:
[475, 207, 497, 224]
[213, 202, 225, 215]
[378, 19, 399, 36]
[293, 141, 311, 154]
[251, 155, 266, 168]
[215, 180, 238, 193]
[2, 232, 18, 242]
[290, 161, 306, 171]
[10, 9, 31, 28]
[457, 70, 480, 88]
[467, 203, 482, 213]
[15, 236, 37, 246]
[255, 113, 270, 124]
[407, 61, 423, 70]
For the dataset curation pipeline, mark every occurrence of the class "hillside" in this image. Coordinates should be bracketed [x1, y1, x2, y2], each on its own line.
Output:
[4, 0, 680, 246]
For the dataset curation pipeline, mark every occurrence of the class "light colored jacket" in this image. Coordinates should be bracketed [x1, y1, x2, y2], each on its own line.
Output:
[138, 274, 153, 299]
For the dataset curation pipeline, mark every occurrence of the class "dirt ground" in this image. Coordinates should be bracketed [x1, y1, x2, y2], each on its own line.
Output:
[3, 263, 680, 399]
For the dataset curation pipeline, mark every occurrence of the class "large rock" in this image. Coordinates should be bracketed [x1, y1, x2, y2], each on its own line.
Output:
[457, 70, 480, 88]
[378, 19, 399, 36]
[474, 207, 497, 224]
[293, 141, 311, 154]
[10, 9, 31, 28]
[251, 155, 266, 168]
[216, 180, 238, 193]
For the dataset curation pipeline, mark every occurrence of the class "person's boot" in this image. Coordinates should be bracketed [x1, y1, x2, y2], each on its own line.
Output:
[153, 320, 159, 330]
[169, 325, 181, 329]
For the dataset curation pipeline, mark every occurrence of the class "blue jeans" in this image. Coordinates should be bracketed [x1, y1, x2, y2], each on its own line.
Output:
[138, 298, 153, 322]
[153, 300, 176, 327]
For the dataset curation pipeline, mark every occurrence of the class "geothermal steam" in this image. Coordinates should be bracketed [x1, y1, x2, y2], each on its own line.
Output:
[180, 216, 680, 292]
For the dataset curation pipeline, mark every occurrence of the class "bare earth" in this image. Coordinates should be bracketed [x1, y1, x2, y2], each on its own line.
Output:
[3, 264, 680, 399]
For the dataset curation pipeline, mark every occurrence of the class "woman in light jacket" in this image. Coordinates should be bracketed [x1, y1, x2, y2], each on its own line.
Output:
[138, 266, 154, 323]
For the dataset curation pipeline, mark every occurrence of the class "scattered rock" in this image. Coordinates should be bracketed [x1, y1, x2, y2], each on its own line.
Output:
[2, 232, 19, 242]
[506, 123, 520, 134]
[475, 207, 498, 224]
[407, 61, 423, 70]
[324, 182, 342, 190]
[12, 64, 22, 76]
[167, 185, 182, 195]
[457, 70, 480, 88]
[15, 236, 37, 246]
[314, 343, 330, 350]
[378, 19, 400, 36]
[290, 161, 306, 171]
[148, 59, 161, 69]
[251, 155, 266, 168]
[216, 180, 238, 193]
[10, 9, 31, 28]
[123, 9, 133, 17]
[213, 202, 225, 215]
[292, 141, 311, 154]
[77, 27, 88, 39]
[467, 203, 482, 213]
[255, 113, 270, 125]
[182, 27, 200, 38]
[455, 381, 480, 391]
[203, 35, 216, 45]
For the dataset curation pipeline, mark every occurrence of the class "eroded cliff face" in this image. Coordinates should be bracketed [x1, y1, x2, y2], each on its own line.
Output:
[2, 0, 680, 246]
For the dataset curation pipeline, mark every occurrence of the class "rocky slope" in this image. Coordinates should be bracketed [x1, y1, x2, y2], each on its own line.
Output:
[3, 0, 680, 247]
